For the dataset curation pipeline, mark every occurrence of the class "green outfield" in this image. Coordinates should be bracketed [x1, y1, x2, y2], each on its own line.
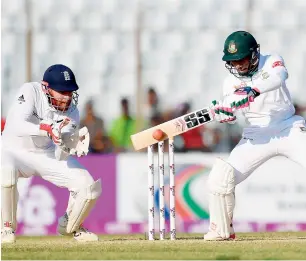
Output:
[2, 232, 306, 260]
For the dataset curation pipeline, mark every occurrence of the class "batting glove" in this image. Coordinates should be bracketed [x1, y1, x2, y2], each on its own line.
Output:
[212, 99, 236, 124]
[232, 87, 260, 113]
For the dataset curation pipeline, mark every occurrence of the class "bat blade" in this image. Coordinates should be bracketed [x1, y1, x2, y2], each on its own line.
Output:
[131, 106, 214, 151]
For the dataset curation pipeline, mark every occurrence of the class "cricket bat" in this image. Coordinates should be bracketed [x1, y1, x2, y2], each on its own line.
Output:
[131, 106, 215, 151]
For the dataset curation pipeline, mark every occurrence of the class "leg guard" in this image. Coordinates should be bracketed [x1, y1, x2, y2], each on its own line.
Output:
[1, 166, 18, 231]
[66, 179, 102, 234]
[207, 158, 235, 239]
[57, 191, 77, 235]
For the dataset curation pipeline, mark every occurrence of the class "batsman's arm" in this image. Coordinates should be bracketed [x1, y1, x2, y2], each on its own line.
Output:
[253, 55, 288, 94]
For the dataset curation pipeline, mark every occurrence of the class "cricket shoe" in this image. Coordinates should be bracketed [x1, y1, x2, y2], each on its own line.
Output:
[57, 213, 71, 236]
[73, 227, 99, 242]
[204, 224, 235, 241]
[204, 231, 235, 241]
[1, 227, 16, 243]
[57, 213, 98, 242]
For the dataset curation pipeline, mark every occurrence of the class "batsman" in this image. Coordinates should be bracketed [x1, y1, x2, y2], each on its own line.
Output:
[204, 31, 306, 240]
[1, 64, 101, 243]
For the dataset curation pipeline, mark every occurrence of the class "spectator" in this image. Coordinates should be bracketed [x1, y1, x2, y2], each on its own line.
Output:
[89, 129, 113, 154]
[80, 99, 111, 152]
[143, 87, 161, 127]
[109, 98, 136, 152]
[149, 113, 163, 128]
[294, 103, 306, 118]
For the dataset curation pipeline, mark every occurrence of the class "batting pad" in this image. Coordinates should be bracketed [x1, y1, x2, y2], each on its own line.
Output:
[207, 158, 235, 238]
[208, 158, 235, 195]
[1, 167, 18, 230]
[66, 179, 102, 233]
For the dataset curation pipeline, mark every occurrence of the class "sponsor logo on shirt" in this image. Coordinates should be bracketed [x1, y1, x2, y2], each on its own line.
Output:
[272, 61, 284, 68]
[234, 82, 247, 89]
[18, 94, 25, 104]
[300, 126, 306, 132]
[32, 111, 44, 121]
[261, 71, 270, 80]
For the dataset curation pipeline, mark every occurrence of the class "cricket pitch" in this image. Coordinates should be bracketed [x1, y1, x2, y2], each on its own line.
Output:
[2, 232, 306, 260]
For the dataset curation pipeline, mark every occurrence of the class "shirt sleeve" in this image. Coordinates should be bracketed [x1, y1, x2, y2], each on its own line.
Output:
[253, 54, 288, 94]
[6, 83, 42, 136]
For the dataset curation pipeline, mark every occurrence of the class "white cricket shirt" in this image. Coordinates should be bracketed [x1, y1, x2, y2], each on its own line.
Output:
[222, 53, 304, 138]
[2, 82, 79, 152]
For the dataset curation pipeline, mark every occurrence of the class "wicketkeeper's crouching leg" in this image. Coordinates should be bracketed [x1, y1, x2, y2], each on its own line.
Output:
[57, 174, 102, 242]
[204, 158, 236, 241]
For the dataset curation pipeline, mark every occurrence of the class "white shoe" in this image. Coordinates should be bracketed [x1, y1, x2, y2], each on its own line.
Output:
[57, 213, 72, 236]
[73, 227, 99, 242]
[204, 231, 235, 241]
[204, 224, 235, 241]
[1, 227, 16, 243]
[57, 213, 98, 241]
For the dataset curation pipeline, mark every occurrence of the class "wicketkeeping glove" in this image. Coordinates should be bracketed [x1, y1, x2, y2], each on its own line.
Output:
[68, 127, 90, 157]
[54, 126, 90, 160]
[39, 117, 71, 146]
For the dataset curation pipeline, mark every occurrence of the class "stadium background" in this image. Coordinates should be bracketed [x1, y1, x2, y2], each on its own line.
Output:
[1, 0, 306, 236]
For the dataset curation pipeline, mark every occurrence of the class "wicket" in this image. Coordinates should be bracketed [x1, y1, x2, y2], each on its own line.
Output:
[148, 138, 176, 240]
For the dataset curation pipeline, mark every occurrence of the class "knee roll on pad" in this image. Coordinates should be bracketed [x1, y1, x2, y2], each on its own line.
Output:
[1, 167, 17, 187]
[70, 170, 95, 190]
[208, 158, 235, 195]
[66, 179, 102, 233]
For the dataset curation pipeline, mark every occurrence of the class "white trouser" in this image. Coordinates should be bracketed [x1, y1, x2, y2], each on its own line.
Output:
[228, 120, 306, 185]
[1, 147, 97, 232]
[2, 148, 94, 190]
[205, 118, 306, 240]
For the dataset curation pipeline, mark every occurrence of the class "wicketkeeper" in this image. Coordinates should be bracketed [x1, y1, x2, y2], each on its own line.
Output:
[1, 64, 101, 243]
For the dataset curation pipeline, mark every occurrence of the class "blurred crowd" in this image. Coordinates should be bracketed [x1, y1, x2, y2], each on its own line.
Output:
[1, 87, 305, 154]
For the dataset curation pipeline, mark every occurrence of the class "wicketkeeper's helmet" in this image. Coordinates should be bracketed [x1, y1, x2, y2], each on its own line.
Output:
[42, 64, 79, 112]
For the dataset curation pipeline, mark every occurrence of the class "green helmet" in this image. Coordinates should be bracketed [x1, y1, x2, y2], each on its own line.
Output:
[222, 31, 260, 77]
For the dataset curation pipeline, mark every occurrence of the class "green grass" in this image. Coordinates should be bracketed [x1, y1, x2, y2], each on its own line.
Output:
[2, 232, 306, 260]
